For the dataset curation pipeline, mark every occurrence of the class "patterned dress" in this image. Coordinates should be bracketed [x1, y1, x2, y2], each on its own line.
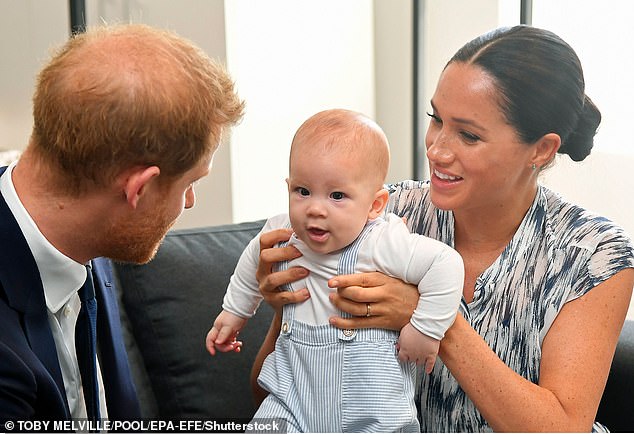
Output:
[386, 181, 634, 432]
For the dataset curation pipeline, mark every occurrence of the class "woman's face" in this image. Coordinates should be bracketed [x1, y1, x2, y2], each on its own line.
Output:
[425, 62, 536, 215]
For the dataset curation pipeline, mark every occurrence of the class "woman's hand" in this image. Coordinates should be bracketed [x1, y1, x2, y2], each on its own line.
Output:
[251, 228, 309, 404]
[328, 272, 419, 331]
[255, 228, 310, 313]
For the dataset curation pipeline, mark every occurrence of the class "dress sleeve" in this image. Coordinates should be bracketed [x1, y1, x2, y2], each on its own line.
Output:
[567, 223, 634, 302]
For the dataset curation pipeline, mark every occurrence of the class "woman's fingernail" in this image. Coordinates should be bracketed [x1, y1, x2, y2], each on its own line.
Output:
[329, 279, 338, 287]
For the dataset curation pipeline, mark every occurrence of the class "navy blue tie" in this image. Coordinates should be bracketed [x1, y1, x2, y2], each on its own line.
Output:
[76, 264, 101, 423]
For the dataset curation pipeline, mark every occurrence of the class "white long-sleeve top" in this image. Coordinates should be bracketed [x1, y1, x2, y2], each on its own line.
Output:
[222, 213, 464, 340]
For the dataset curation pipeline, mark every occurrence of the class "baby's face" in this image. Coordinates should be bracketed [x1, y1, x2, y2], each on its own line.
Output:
[287, 146, 380, 254]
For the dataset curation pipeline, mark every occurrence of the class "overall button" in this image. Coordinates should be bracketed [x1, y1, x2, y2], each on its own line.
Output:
[342, 329, 355, 337]
[281, 322, 290, 333]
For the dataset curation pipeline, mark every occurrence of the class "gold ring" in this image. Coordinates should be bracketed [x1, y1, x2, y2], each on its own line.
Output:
[366, 303, 371, 317]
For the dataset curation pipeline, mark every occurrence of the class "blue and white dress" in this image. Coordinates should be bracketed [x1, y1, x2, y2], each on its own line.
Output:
[386, 181, 634, 432]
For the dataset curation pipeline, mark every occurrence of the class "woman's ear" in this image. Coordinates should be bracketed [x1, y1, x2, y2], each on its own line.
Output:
[532, 133, 561, 169]
[368, 188, 390, 219]
[121, 166, 161, 209]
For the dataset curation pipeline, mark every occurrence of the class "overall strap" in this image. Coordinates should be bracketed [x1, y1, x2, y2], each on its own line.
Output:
[337, 220, 379, 341]
[275, 224, 297, 336]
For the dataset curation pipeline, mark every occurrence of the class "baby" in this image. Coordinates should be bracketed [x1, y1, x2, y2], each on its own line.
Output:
[207, 109, 464, 432]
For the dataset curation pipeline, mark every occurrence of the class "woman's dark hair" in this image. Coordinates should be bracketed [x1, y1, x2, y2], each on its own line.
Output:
[449, 25, 600, 162]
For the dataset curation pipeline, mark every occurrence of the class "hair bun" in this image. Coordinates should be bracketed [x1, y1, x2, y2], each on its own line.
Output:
[558, 95, 601, 162]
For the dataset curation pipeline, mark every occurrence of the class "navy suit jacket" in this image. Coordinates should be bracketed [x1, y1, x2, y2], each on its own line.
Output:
[0, 166, 141, 422]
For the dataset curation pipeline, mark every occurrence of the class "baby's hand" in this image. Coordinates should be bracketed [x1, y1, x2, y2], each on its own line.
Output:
[205, 310, 246, 356]
[397, 322, 440, 374]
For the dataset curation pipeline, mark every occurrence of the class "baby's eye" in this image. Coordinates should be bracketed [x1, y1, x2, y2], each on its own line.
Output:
[297, 187, 310, 196]
[330, 192, 345, 200]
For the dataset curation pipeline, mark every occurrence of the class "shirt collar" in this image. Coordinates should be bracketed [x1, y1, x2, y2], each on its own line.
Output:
[0, 161, 86, 313]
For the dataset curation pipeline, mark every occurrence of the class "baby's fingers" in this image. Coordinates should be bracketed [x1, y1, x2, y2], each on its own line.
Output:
[215, 326, 237, 345]
[205, 327, 219, 356]
[214, 340, 243, 354]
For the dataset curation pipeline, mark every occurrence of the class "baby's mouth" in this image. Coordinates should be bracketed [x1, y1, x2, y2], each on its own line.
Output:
[307, 227, 329, 242]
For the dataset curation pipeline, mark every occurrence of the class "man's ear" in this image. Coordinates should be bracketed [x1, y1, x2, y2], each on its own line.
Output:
[532, 133, 561, 169]
[121, 166, 161, 209]
[368, 188, 389, 219]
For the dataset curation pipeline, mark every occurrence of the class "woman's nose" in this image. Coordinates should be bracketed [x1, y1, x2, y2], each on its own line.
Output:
[426, 135, 454, 164]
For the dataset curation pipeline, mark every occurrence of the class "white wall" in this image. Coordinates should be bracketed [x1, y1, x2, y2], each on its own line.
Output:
[374, 0, 413, 184]
[224, 0, 377, 223]
[0, 0, 68, 152]
[224, 0, 413, 223]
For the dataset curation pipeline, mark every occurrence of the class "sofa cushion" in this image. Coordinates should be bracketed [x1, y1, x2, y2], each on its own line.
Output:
[596, 320, 634, 432]
[113, 219, 271, 420]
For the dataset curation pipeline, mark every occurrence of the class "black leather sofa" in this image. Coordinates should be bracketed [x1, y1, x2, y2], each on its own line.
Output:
[112, 219, 634, 431]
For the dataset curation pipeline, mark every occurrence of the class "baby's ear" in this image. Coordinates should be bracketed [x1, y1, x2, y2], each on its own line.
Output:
[368, 188, 389, 219]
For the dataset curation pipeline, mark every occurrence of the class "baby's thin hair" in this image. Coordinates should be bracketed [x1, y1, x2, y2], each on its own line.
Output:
[290, 109, 390, 183]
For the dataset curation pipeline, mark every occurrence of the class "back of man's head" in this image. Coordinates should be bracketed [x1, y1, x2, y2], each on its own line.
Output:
[30, 24, 244, 195]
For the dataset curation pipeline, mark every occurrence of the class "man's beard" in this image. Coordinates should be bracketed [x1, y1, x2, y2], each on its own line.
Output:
[102, 204, 176, 264]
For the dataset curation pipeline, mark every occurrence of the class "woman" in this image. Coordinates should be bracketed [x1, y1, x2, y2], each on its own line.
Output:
[252, 26, 634, 432]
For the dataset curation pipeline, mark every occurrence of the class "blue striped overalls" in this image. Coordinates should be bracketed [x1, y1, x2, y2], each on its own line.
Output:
[252, 222, 420, 433]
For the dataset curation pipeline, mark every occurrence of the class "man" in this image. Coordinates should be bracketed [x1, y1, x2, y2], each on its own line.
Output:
[0, 24, 244, 421]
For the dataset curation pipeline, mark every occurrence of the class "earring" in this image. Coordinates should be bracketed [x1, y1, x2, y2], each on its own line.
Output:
[531, 163, 537, 171]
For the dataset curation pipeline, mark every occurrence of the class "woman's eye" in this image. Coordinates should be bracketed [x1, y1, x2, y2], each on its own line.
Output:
[330, 192, 345, 200]
[426, 111, 442, 124]
[297, 187, 310, 196]
[460, 131, 480, 143]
